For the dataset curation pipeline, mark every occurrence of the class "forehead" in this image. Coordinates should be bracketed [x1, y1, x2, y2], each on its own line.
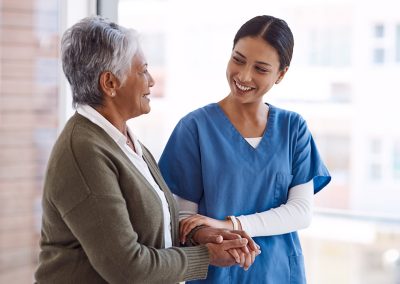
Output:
[233, 36, 279, 64]
[131, 47, 146, 68]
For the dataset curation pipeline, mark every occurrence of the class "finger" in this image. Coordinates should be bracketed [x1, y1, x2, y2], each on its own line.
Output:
[222, 238, 248, 250]
[183, 222, 199, 242]
[181, 216, 206, 240]
[239, 251, 245, 268]
[180, 217, 200, 244]
[241, 245, 250, 255]
[243, 251, 252, 271]
[233, 230, 259, 252]
[204, 234, 223, 244]
[180, 218, 193, 243]
[251, 250, 256, 265]
[228, 249, 241, 264]
[218, 231, 243, 241]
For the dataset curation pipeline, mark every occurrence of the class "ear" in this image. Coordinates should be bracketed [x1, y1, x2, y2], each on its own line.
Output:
[275, 66, 289, 84]
[99, 71, 120, 98]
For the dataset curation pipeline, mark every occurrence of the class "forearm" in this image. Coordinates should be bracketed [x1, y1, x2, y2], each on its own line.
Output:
[63, 194, 209, 283]
[237, 181, 314, 237]
[175, 194, 198, 220]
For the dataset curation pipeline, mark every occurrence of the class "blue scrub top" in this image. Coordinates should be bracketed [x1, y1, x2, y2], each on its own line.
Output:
[159, 103, 331, 284]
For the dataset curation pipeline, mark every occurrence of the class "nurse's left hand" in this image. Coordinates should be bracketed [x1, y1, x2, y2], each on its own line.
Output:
[180, 214, 233, 244]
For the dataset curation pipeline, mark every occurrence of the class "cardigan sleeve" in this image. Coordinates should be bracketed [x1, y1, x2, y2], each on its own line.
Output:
[61, 193, 209, 283]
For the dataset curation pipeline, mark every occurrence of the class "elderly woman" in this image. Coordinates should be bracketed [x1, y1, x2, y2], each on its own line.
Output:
[34, 16, 259, 284]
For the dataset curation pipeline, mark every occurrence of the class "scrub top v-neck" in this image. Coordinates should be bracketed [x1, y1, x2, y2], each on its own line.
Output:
[159, 103, 331, 284]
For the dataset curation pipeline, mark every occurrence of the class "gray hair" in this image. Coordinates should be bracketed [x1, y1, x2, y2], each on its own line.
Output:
[61, 16, 139, 108]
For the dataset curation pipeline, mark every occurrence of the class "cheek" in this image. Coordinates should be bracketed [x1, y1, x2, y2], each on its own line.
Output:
[226, 61, 236, 78]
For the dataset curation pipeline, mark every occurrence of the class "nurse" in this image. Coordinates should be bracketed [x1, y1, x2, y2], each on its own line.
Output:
[159, 15, 331, 283]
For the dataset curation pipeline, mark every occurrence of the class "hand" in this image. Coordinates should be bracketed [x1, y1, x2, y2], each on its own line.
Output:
[227, 247, 258, 271]
[194, 227, 261, 270]
[206, 238, 249, 267]
[180, 214, 232, 244]
[193, 227, 259, 252]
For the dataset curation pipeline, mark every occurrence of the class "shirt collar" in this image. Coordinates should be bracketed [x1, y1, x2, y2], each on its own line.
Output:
[76, 104, 143, 156]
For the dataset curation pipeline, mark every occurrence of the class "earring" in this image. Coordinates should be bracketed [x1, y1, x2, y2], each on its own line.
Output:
[111, 91, 116, 97]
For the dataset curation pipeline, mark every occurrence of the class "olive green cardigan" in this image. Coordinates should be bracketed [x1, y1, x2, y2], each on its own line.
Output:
[35, 113, 209, 283]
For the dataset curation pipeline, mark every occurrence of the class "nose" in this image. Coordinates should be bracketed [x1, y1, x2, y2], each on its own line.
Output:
[238, 65, 252, 82]
[147, 71, 155, 87]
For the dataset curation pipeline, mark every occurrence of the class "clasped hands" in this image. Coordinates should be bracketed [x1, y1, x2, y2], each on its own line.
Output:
[181, 214, 261, 271]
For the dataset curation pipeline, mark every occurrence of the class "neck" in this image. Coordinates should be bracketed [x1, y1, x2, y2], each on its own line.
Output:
[95, 104, 127, 135]
[219, 96, 268, 121]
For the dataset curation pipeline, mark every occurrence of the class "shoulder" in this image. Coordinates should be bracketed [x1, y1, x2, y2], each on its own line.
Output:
[54, 114, 112, 157]
[49, 113, 119, 173]
[181, 103, 217, 123]
[268, 104, 309, 141]
[270, 104, 304, 123]
[175, 103, 217, 133]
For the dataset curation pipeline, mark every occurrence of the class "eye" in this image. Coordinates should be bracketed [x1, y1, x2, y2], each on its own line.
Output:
[255, 66, 269, 73]
[232, 56, 245, 64]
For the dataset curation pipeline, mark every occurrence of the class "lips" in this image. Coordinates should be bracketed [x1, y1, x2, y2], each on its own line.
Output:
[234, 80, 254, 92]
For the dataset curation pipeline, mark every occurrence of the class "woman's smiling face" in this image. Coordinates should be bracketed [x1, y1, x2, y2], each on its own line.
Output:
[115, 47, 155, 119]
[226, 36, 287, 104]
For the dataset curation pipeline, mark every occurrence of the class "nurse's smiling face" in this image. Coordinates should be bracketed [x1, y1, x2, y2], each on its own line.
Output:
[226, 36, 288, 104]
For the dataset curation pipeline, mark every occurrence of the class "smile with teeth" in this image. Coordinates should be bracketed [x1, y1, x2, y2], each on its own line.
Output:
[235, 81, 253, 92]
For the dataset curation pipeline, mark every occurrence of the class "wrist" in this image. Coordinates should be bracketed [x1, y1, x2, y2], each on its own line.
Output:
[226, 215, 239, 230]
[236, 217, 243, 230]
[189, 225, 208, 245]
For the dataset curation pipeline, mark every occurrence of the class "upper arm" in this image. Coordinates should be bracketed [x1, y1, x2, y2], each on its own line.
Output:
[290, 117, 331, 194]
[159, 120, 204, 203]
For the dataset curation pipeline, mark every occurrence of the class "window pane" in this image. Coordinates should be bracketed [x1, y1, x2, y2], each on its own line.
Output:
[374, 24, 385, 38]
[0, 0, 60, 282]
[373, 48, 385, 64]
[396, 24, 400, 62]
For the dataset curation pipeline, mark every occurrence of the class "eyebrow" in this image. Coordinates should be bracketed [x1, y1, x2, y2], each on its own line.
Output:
[234, 51, 272, 67]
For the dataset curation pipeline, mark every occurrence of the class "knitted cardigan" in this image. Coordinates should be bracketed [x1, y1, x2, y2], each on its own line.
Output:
[34, 113, 209, 283]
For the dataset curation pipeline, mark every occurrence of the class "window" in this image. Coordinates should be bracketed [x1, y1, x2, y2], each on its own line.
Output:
[396, 24, 400, 62]
[330, 82, 352, 103]
[0, 0, 60, 283]
[393, 140, 400, 179]
[373, 48, 385, 64]
[374, 24, 385, 38]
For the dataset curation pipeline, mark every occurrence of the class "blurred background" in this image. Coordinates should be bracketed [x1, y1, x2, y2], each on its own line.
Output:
[0, 0, 399, 283]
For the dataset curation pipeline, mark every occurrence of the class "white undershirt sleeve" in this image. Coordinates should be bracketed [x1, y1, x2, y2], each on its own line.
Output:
[237, 180, 314, 237]
[175, 180, 314, 238]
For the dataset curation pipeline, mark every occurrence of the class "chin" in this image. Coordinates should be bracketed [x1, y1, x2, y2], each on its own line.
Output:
[143, 107, 151, 114]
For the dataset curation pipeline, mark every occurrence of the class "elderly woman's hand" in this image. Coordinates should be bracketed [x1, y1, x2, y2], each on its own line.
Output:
[180, 214, 233, 244]
[192, 226, 261, 271]
[206, 238, 250, 267]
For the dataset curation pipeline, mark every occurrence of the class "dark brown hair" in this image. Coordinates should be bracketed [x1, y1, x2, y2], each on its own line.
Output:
[233, 15, 294, 71]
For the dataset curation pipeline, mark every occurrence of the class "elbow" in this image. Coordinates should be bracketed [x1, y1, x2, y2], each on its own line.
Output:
[299, 210, 313, 230]
[302, 213, 312, 229]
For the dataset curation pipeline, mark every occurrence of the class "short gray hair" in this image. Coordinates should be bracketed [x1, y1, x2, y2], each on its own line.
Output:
[61, 16, 139, 108]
